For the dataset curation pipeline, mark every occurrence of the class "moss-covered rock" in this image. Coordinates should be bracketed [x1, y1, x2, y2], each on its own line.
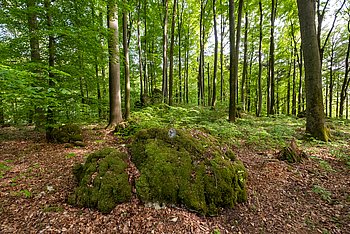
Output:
[68, 148, 131, 213]
[51, 124, 83, 144]
[130, 128, 247, 215]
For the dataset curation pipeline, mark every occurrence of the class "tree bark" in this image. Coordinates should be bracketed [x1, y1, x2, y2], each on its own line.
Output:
[297, 0, 328, 141]
[123, 7, 130, 120]
[339, 20, 350, 118]
[162, 0, 169, 101]
[211, 0, 218, 108]
[44, 0, 56, 141]
[268, 0, 277, 115]
[107, 0, 123, 128]
[241, 12, 248, 111]
[168, 0, 177, 106]
[257, 1, 263, 117]
[228, 0, 236, 122]
[137, 0, 144, 103]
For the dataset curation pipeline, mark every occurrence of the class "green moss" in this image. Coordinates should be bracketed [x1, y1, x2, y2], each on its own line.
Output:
[51, 124, 83, 143]
[68, 148, 131, 213]
[130, 128, 247, 215]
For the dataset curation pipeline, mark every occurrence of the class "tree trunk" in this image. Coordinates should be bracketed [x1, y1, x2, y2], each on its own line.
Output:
[107, 0, 123, 128]
[228, 0, 236, 122]
[241, 12, 248, 111]
[168, 0, 177, 106]
[162, 0, 169, 101]
[137, 0, 144, 103]
[297, 0, 328, 141]
[211, 0, 218, 108]
[123, 8, 130, 120]
[44, 0, 55, 142]
[220, 0, 225, 102]
[329, 41, 335, 117]
[257, 1, 263, 117]
[268, 0, 277, 115]
[339, 21, 350, 118]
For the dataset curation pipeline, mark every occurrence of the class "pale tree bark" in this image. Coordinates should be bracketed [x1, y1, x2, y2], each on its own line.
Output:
[211, 0, 218, 108]
[297, 0, 328, 141]
[107, 0, 123, 129]
[137, 0, 143, 103]
[234, 0, 243, 106]
[123, 6, 130, 120]
[257, 0, 263, 117]
[168, 0, 177, 106]
[162, 0, 169, 101]
[228, 0, 236, 122]
[241, 12, 248, 111]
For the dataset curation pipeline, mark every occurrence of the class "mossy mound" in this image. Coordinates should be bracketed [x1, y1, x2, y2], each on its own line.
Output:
[51, 124, 83, 144]
[68, 148, 131, 213]
[130, 128, 247, 215]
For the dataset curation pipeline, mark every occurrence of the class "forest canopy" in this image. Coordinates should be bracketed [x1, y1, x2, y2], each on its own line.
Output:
[0, 0, 349, 136]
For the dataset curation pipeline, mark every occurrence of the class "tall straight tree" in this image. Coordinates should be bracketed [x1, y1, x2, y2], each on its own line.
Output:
[107, 0, 123, 128]
[297, 0, 328, 141]
[122, 3, 130, 120]
[339, 19, 350, 118]
[267, 0, 277, 115]
[211, 0, 218, 108]
[44, 0, 56, 141]
[168, 0, 177, 106]
[162, 0, 169, 101]
[257, 0, 263, 117]
[228, 0, 236, 122]
[234, 0, 243, 105]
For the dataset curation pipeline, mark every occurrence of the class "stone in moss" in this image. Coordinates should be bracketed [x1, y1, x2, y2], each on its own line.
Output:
[130, 128, 247, 215]
[68, 148, 131, 213]
[51, 124, 83, 143]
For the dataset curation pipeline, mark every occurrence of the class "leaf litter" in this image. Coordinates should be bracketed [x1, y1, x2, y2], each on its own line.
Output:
[0, 126, 349, 233]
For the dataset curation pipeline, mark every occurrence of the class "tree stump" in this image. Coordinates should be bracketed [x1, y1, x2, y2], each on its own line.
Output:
[278, 139, 307, 163]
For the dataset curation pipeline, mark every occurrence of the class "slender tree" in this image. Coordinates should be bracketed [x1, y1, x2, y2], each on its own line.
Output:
[162, 0, 169, 101]
[169, 0, 177, 106]
[211, 0, 218, 108]
[257, 0, 263, 117]
[122, 4, 130, 119]
[107, 0, 123, 128]
[228, 0, 236, 122]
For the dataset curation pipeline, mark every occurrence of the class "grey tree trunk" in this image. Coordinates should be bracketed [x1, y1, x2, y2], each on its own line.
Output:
[107, 0, 123, 128]
[228, 0, 236, 122]
[297, 0, 328, 141]
[168, 0, 177, 106]
[123, 8, 130, 120]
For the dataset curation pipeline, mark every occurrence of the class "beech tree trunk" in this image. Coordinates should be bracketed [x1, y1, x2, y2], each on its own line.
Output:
[168, 0, 177, 106]
[137, 0, 144, 103]
[339, 21, 350, 117]
[44, 0, 56, 141]
[228, 0, 236, 122]
[297, 0, 328, 141]
[257, 1, 263, 117]
[211, 0, 218, 108]
[123, 8, 130, 120]
[107, 0, 123, 128]
[162, 0, 169, 101]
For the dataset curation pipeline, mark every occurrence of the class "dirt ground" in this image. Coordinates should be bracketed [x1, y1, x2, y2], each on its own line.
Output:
[0, 126, 349, 233]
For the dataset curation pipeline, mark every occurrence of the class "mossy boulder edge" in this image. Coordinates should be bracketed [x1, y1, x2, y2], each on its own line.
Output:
[68, 148, 131, 213]
[130, 128, 248, 215]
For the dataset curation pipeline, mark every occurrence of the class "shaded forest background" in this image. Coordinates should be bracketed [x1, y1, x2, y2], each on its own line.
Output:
[0, 0, 349, 129]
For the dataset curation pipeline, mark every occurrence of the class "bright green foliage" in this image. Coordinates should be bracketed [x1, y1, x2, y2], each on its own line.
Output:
[68, 148, 131, 213]
[312, 185, 332, 203]
[130, 128, 247, 215]
[0, 162, 11, 179]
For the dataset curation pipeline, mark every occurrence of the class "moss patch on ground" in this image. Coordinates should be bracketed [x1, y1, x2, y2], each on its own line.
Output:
[51, 124, 83, 143]
[68, 148, 131, 213]
[130, 128, 247, 215]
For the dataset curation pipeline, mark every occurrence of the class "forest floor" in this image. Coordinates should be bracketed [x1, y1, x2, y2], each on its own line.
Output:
[0, 120, 349, 234]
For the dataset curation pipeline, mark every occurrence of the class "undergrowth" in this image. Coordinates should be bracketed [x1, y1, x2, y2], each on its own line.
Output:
[117, 104, 305, 150]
